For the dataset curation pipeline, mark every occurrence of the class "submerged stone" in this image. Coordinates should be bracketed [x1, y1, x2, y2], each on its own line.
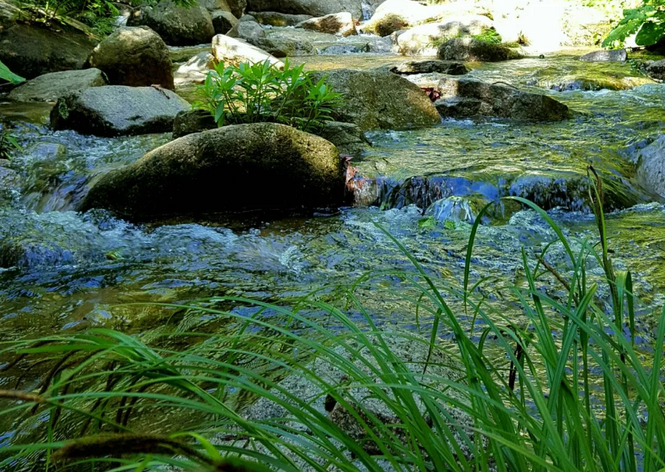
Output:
[79, 123, 347, 219]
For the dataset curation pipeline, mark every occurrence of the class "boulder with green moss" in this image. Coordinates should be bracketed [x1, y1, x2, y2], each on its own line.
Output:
[397, 17, 492, 56]
[79, 123, 347, 219]
[310, 68, 441, 131]
[438, 37, 521, 62]
[86, 26, 174, 90]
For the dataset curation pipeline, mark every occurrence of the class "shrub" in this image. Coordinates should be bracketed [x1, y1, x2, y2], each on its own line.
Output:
[603, 0, 665, 48]
[194, 60, 343, 133]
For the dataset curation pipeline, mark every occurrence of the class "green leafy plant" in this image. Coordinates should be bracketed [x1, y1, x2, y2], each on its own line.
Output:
[603, 0, 665, 47]
[0, 59, 25, 85]
[0, 126, 21, 159]
[195, 60, 343, 132]
[473, 28, 503, 45]
[1, 183, 664, 471]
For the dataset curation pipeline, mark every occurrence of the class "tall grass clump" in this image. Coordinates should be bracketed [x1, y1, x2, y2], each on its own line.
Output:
[0, 171, 664, 472]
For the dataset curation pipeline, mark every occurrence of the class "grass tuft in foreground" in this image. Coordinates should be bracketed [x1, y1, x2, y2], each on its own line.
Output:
[0, 178, 664, 472]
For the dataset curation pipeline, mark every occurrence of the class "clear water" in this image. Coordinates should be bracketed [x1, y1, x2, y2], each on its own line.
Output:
[0, 52, 664, 359]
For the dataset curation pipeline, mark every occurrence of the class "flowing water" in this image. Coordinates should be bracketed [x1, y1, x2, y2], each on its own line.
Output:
[1, 51, 664, 391]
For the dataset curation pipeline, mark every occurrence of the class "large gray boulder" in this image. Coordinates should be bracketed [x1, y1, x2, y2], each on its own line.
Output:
[87, 26, 174, 90]
[227, 14, 266, 40]
[246, 0, 374, 20]
[79, 123, 346, 219]
[8, 69, 106, 102]
[296, 12, 357, 36]
[128, 1, 215, 46]
[50, 86, 191, 137]
[580, 49, 627, 62]
[212, 34, 284, 67]
[311, 68, 440, 131]
[435, 77, 570, 121]
[252, 11, 313, 26]
[397, 17, 492, 56]
[636, 135, 665, 198]
[0, 24, 96, 79]
[438, 37, 521, 62]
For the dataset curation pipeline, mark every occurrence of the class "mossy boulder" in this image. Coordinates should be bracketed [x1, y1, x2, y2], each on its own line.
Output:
[51, 86, 191, 137]
[636, 135, 665, 199]
[79, 123, 346, 219]
[87, 27, 174, 90]
[435, 77, 570, 121]
[0, 24, 96, 79]
[128, 1, 215, 46]
[310, 68, 441, 131]
[438, 37, 521, 62]
[397, 18, 492, 56]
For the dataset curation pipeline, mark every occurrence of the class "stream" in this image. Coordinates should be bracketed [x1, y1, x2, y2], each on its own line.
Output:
[1, 49, 664, 394]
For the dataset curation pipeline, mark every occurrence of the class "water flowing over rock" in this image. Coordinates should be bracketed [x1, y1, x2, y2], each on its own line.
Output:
[50, 86, 191, 137]
[434, 77, 570, 121]
[636, 135, 665, 199]
[310, 68, 441, 131]
[579, 49, 627, 62]
[79, 123, 347, 219]
[212, 34, 284, 67]
[397, 17, 493, 56]
[0, 24, 96, 79]
[128, 1, 215, 46]
[438, 37, 522, 62]
[296, 12, 357, 36]
[86, 26, 174, 90]
[7, 69, 107, 103]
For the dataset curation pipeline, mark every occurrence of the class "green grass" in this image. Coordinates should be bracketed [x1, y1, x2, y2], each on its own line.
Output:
[0, 182, 664, 471]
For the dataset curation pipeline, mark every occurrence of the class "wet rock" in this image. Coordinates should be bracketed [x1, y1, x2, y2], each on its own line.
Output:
[246, 0, 368, 20]
[7, 69, 107, 103]
[212, 10, 238, 34]
[0, 24, 96, 79]
[313, 121, 368, 158]
[532, 75, 654, 92]
[646, 59, 665, 81]
[397, 17, 493, 56]
[24, 142, 67, 160]
[310, 68, 440, 131]
[50, 86, 191, 137]
[87, 26, 174, 90]
[636, 135, 665, 198]
[438, 37, 522, 62]
[227, 14, 265, 40]
[580, 49, 627, 62]
[296, 12, 356, 37]
[226, 0, 247, 18]
[388, 60, 468, 76]
[362, 0, 430, 36]
[128, 1, 215, 46]
[252, 11, 312, 26]
[434, 77, 570, 121]
[253, 37, 315, 57]
[79, 123, 346, 219]
[0, 165, 21, 201]
[212, 34, 284, 67]
[172, 109, 217, 138]
[174, 52, 215, 85]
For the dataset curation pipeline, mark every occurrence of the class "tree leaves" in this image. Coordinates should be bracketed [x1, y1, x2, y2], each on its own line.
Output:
[0, 60, 25, 85]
